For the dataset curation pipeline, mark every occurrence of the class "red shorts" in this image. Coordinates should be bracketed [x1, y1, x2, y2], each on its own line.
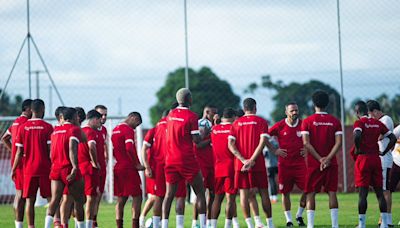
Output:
[83, 170, 100, 196]
[114, 169, 142, 197]
[50, 166, 82, 186]
[13, 168, 24, 191]
[165, 162, 200, 185]
[150, 163, 187, 198]
[200, 166, 215, 190]
[23, 175, 51, 198]
[278, 163, 306, 194]
[99, 173, 106, 194]
[305, 164, 338, 193]
[215, 175, 237, 195]
[235, 170, 268, 189]
[355, 155, 383, 188]
[146, 176, 156, 195]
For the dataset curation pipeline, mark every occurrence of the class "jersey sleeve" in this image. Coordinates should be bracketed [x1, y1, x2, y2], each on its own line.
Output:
[15, 125, 24, 148]
[393, 125, 400, 139]
[334, 118, 343, 135]
[46, 124, 54, 145]
[143, 128, 155, 147]
[190, 114, 200, 135]
[228, 122, 237, 141]
[260, 118, 270, 138]
[268, 121, 280, 137]
[379, 121, 390, 137]
[87, 129, 97, 145]
[353, 120, 363, 133]
[300, 118, 310, 135]
[70, 127, 82, 143]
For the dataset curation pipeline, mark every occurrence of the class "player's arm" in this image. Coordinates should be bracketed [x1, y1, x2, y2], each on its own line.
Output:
[228, 137, 246, 164]
[125, 137, 145, 171]
[67, 137, 80, 181]
[243, 135, 268, 171]
[1, 131, 12, 151]
[141, 142, 152, 177]
[326, 134, 342, 163]
[380, 133, 397, 156]
[195, 138, 211, 148]
[88, 140, 99, 169]
[353, 129, 363, 155]
[302, 134, 322, 161]
[11, 145, 24, 179]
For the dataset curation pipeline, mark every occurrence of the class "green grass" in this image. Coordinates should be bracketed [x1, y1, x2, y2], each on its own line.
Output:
[0, 193, 399, 227]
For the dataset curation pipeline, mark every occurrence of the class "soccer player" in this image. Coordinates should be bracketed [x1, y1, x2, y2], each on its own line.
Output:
[94, 104, 109, 228]
[45, 107, 85, 228]
[112, 112, 143, 228]
[210, 107, 240, 228]
[161, 88, 207, 228]
[352, 101, 396, 228]
[1, 99, 32, 228]
[267, 102, 307, 227]
[78, 110, 103, 228]
[301, 90, 342, 228]
[390, 124, 400, 226]
[193, 105, 217, 228]
[228, 98, 274, 228]
[12, 99, 53, 228]
[366, 100, 395, 227]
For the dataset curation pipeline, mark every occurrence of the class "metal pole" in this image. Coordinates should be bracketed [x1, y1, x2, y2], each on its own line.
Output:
[336, 0, 347, 193]
[183, 0, 189, 89]
[35, 71, 39, 98]
[49, 85, 52, 116]
[27, 0, 32, 98]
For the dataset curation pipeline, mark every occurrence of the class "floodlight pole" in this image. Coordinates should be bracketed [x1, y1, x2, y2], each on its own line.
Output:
[336, 0, 347, 193]
[27, 0, 32, 98]
[183, 0, 189, 89]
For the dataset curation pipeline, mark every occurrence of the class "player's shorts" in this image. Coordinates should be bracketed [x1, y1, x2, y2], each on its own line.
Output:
[389, 163, 400, 192]
[114, 168, 142, 197]
[50, 166, 82, 186]
[354, 155, 383, 188]
[235, 170, 268, 189]
[83, 170, 100, 196]
[13, 168, 24, 191]
[215, 175, 237, 195]
[382, 167, 391, 191]
[99, 173, 106, 194]
[146, 176, 156, 195]
[278, 163, 306, 194]
[165, 162, 200, 185]
[200, 166, 215, 190]
[23, 175, 51, 198]
[305, 164, 338, 193]
[151, 163, 187, 198]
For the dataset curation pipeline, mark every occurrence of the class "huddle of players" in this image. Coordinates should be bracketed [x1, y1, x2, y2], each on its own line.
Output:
[2, 100, 109, 228]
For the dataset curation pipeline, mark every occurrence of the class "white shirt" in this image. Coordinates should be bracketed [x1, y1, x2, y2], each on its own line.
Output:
[392, 125, 400, 166]
[378, 115, 394, 168]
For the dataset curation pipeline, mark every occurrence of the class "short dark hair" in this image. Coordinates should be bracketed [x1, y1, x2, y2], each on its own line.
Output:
[285, 102, 298, 109]
[236, 109, 245, 117]
[243, 98, 256, 111]
[75, 107, 86, 124]
[355, 100, 368, 115]
[95, 105, 107, 110]
[55, 106, 66, 120]
[312, 90, 329, 109]
[223, 108, 236, 119]
[62, 107, 77, 121]
[171, 102, 179, 109]
[22, 99, 33, 112]
[366, 100, 381, 112]
[86, 109, 102, 119]
[128, 111, 142, 122]
[31, 99, 45, 113]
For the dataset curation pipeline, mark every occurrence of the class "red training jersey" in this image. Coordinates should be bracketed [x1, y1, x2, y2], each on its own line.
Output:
[211, 122, 234, 177]
[143, 127, 156, 166]
[51, 122, 82, 169]
[353, 116, 390, 156]
[15, 118, 53, 176]
[111, 123, 139, 170]
[229, 114, 269, 172]
[151, 117, 168, 164]
[96, 126, 108, 174]
[6, 115, 29, 168]
[301, 112, 342, 167]
[269, 118, 305, 167]
[165, 107, 199, 166]
[78, 126, 99, 175]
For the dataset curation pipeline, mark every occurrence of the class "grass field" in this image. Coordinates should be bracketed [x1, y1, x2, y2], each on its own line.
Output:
[0, 193, 399, 227]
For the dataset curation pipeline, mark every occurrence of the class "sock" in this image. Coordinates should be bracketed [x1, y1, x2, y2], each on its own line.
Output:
[388, 213, 393, 225]
[358, 214, 366, 228]
[225, 219, 232, 228]
[132, 219, 139, 228]
[206, 219, 211, 227]
[28, 225, 35, 228]
[176, 215, 184, 228]
[192, 220, 198, 228]
[284, 210, 293, 223]
[381, 213, 388, 228]
[211, 219, 217, 228]
[15, 221, 23, 228]
[45, 216, 54, 228]
[254, 216, 263, 227]
[296, 207, 305, 218]
[199, 214, 206, 228]
[62, 223, 69, 228]
[77, 221, 85, 228]
[307, 210, 315, 228]
[161, 219, 168, 228]
[139, 216, 145, 227]
[245, 217, 254, 228]
[86, 220, 93, 228]
[232, 217, 240, 228]
[74, 218, 78, 228]
[266, 218, 274, 228]
[116, 219, 123, 228]
[330, 208, 338, 228]
[153, 216, 161, 228]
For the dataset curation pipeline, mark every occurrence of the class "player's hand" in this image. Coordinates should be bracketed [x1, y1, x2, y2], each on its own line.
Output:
[66, 168, 77, 182]
[145, 167, 153, 178]
[135, 163, 145, 171]
[275, 148, 287, 158]
[241, 159, 255, 172]
[11, 169, 16, 181]
[319, 157, 330, 171]
[300, 148, 307, 157]
[91, 161, 100, 169]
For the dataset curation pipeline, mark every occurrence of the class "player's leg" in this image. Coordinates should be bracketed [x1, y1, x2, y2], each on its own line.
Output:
[84, 172, 99, 228]
[282, 193, 294, 226]
[161, 183, 178, 228]
[115, 196, 128, 228]
[374, 186, 388, 228]
[25, 196, 37, 227]
[383, 168, 392, 226]
[206, 189, 215, 227]
[357, 187, 369, 228]
[86, 195, 96, 227]
[295, 193, 306, 226]
[69, 179, 85, 228]
[23, 176, 38, 227]
[45, 180, 64, 228]
[140, 194, 155, 227]
[13, 169, 26, 228]
[306, 192, 316, 228]
[259, 188, 273, 228]
[192, 196, 199, 228]
[239, 189, 254, 228]
[131, 195, 142, 228]
[328, 191, 339, 228]
[60, 195, 74, 226]
[248, 191, 263, 227]
[210, 193, 224, 227]
[93, 173, 106, 228]
[175, 197, 186, 228]
[189, 172, 207, 228]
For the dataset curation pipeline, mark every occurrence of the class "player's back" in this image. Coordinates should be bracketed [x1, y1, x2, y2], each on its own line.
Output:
[166, 107, 199, 166]
[78, 126, 99, 174]
[152, 117, 168, 164]
[51, 123, 81, 169]
[355, 117, 389, 156]
[8, 115, 29, 167]
[211, 122, 234, 177]
[112, 123, 136, 170]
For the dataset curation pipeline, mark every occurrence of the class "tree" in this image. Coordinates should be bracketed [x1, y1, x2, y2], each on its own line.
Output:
[0, 89, 24, 116]
[150, 67, 240, 125]
[245, 75, 342, 122]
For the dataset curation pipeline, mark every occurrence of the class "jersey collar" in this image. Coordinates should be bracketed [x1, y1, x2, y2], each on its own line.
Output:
[315, 112, 328, 114]
[177, 106, 189, 110]
[285, 118, 299, 127]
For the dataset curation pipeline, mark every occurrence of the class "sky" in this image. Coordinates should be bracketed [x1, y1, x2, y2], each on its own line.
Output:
[0, 1, 399, 127]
